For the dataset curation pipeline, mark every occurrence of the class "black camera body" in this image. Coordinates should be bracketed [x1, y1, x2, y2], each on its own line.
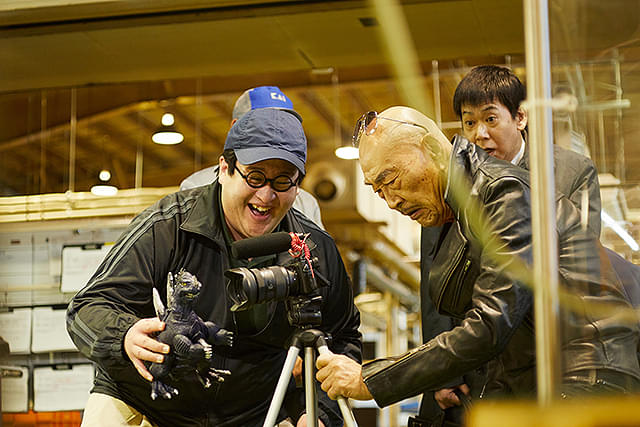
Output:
[224, 232, 328, 328]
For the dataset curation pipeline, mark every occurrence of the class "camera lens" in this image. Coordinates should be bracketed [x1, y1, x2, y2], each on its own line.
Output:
[254, 266, 293, 302]
[225, 266, 297, 311]
[225, 268, 257, 311]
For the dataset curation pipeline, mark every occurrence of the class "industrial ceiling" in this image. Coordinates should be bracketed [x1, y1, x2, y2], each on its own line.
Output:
[1, 0, 640, 261]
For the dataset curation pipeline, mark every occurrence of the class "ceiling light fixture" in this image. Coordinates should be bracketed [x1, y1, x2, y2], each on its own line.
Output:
[91, 169, 118, 196]
[334, 146, 359, 159]
[318, 67, 359, 160]
[152, 112, 184, 145]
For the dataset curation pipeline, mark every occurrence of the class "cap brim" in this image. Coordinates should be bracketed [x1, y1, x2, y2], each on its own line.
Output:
[278, 108, 302, 123]
[235, 147, 306, 175]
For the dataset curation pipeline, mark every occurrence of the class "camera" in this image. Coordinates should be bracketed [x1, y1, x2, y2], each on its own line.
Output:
[225, 256, 321, 312]
[224, 232, 329, 328]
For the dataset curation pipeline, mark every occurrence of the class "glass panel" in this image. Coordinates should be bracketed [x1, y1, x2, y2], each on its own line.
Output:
[549, 0, 640, 259]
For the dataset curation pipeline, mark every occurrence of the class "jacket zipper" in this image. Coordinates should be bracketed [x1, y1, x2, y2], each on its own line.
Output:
[364, 343, 430, 381]
[451, 259, 472, 308]
[435, 243, 466, 310]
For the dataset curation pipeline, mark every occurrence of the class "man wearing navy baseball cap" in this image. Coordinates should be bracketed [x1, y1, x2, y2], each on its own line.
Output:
[219, 108, 308, 240]
[181, 86, 324, 229]
[68, 105, 362, 426]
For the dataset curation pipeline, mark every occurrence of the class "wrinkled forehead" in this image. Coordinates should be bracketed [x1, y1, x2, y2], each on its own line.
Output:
[359, 133, 389, 171]
[361, 157, 389, 186]
[359, 134, 412, 185]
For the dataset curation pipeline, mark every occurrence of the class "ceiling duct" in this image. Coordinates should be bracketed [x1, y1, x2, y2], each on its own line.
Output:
[303, 158, 356, 212]
[363, 261, 418, 310]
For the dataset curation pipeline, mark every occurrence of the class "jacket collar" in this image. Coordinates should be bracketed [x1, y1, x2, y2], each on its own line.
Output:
[180, 180, 226, 244]
[445, 135, 490, 219]
[517, 130, 530, 169]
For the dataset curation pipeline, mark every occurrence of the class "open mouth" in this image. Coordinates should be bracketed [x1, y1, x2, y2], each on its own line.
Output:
[404, 207, 421, 219]
[248, 203, 271, 217]
[409, 209, 423, 220]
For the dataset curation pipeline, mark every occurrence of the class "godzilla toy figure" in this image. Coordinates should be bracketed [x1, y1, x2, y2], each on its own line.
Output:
[149, 269, 234, 400]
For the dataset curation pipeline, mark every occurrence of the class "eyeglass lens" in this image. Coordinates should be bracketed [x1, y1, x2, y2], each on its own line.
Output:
[352, 111, 378, 147]
[352, 110, 430, 147]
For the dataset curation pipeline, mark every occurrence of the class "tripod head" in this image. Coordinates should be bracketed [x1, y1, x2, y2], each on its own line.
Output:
[285, 294, 323, 328]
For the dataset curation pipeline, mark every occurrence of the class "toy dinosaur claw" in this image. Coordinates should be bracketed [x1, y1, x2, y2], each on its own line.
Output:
[218, 330, 234, 347]
[208, 368, 231, 383]
[151, 381, 179, 400]
[198, 338, 213, 359]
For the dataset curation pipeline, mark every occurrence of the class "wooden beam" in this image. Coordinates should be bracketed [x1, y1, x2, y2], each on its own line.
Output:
[92, 120, 168, 167]
[297, 89, 351, 142]
[172, 106, 224, 152]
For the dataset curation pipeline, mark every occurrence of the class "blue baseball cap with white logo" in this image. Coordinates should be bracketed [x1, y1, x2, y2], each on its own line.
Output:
[232, 86, 298, 121]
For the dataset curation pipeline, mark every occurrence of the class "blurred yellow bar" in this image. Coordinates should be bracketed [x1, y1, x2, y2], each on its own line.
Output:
[469, 395, 640, 427]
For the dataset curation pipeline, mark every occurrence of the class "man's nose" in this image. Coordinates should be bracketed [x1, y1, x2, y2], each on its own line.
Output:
[255, 184, 277, 201]
[384, 192, 403, 211]
[476, 123, 490, 141]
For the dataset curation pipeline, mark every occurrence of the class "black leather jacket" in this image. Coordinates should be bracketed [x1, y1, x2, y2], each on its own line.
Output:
[518, 142, 601, 237]
[66, 181, 362, 426]
[363, 136, 640, 407]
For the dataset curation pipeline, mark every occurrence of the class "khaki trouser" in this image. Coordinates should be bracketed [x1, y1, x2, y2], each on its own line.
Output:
[81, 393, 157, 427]
[81, 392, 297, 426]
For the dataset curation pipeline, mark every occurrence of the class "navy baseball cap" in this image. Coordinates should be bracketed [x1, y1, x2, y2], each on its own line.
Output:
[224, 108, 307, 175]
[232, 86, 298, 121]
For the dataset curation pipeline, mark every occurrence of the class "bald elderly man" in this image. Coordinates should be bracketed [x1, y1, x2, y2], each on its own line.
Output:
[316, 106, 640, 407]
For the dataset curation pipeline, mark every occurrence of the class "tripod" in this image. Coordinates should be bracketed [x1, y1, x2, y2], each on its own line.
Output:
[263, 328, 358, 427]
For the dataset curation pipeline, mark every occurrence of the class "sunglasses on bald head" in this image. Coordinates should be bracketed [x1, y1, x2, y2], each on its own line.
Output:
[352, 110, 430, 148]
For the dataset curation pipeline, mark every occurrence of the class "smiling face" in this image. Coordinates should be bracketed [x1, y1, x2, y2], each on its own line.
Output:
[460, 101, 527, 162]
[358, 109, 454, 227]
[219, 157, 299, 241]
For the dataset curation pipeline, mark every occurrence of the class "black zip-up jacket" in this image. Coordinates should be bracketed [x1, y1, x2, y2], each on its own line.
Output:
[66, 181, 362, 426]
[362, 136, 640, 407]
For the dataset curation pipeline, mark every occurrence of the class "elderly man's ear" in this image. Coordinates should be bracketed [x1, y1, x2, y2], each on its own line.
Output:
[421, 132, 451, 169]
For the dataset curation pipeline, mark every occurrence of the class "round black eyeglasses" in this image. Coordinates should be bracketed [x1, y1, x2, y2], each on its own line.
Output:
[234, 165, 297, 192]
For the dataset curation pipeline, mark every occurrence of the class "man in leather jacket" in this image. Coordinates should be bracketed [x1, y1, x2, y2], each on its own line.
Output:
[67, 108, 362, 427]
[417, 65, 603, 426]
[316, 106, 640, 410]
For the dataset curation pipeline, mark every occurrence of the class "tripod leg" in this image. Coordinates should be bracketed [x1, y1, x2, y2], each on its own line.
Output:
[304, 347, 319, 427]
[317, 345, 359, 427]
[263, 346, 301, 427]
